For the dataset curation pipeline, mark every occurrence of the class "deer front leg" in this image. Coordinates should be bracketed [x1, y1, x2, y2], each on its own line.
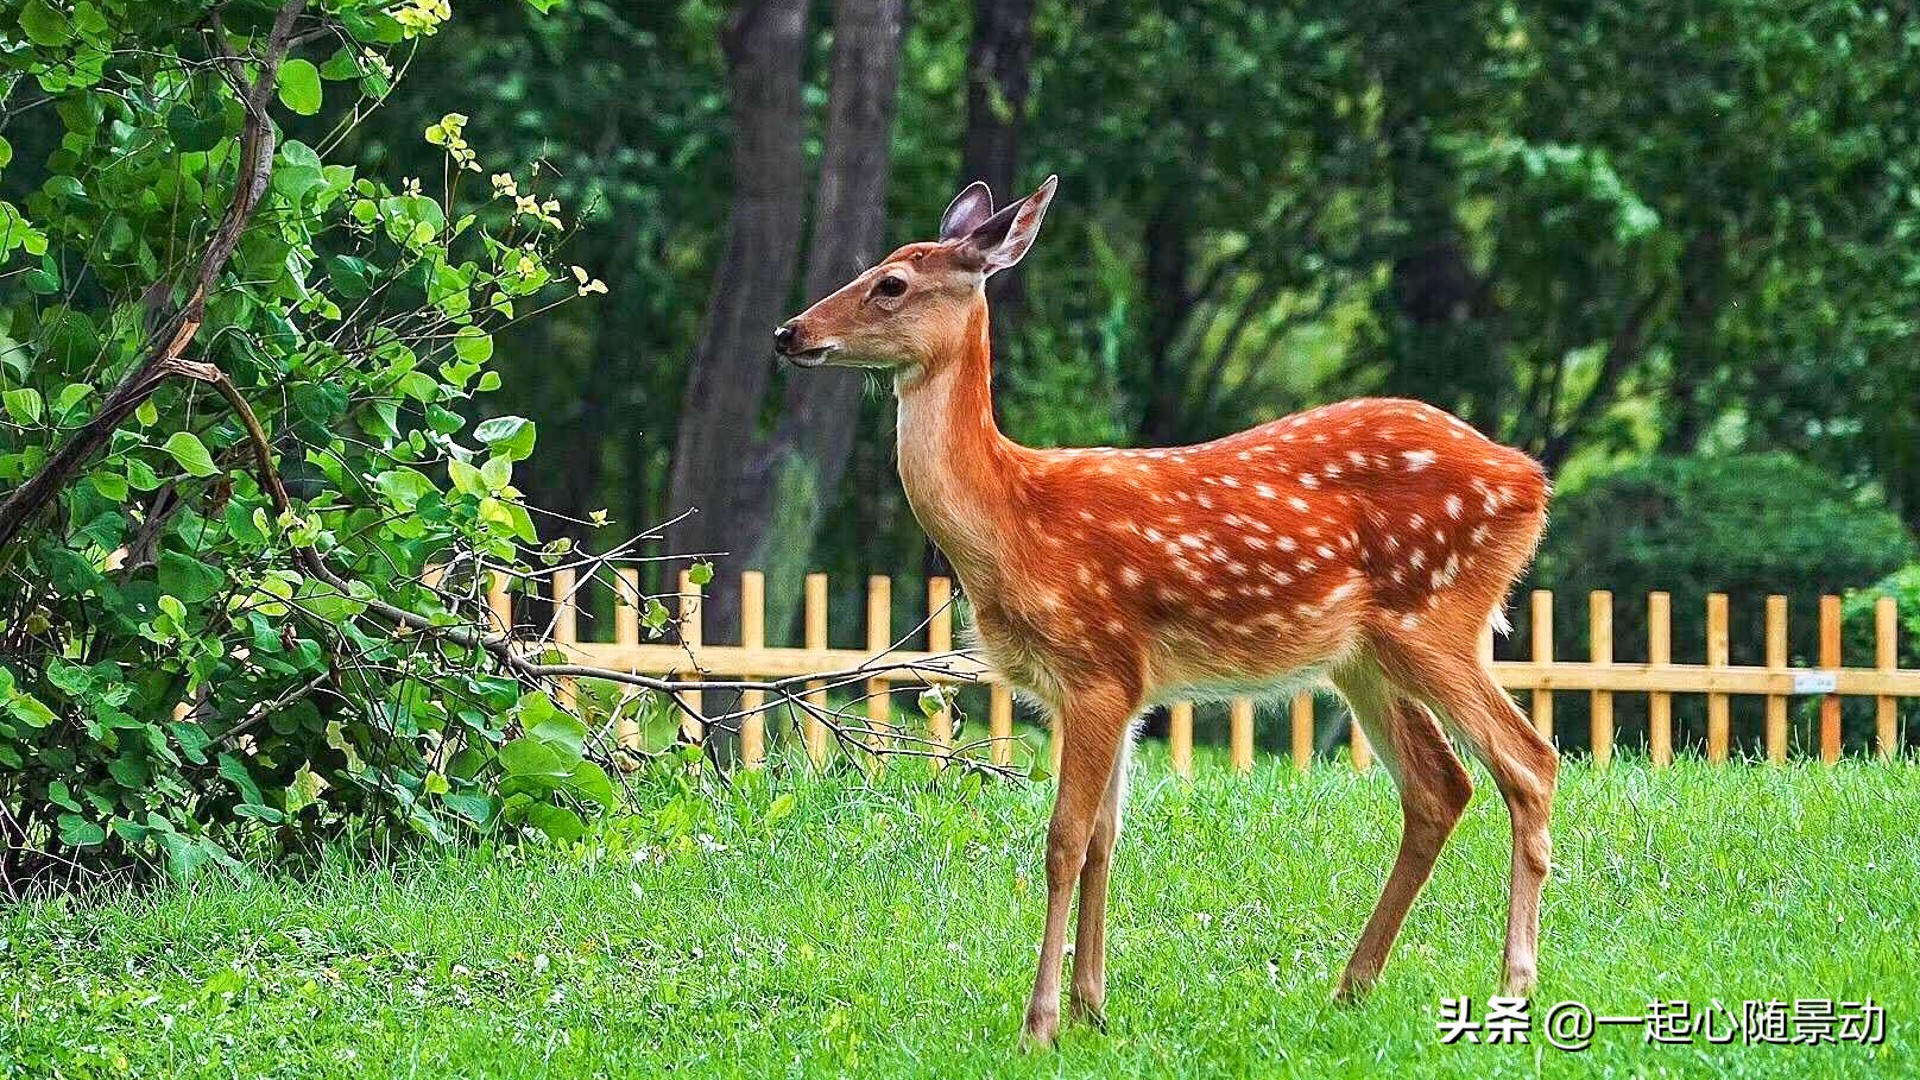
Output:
[1069, 737, 1131, 1028]
[1024, 694, 1131, 1048]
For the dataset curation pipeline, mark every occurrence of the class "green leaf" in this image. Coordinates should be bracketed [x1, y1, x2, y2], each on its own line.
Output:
[499, 736, 565, 779]
[325, 254, 373, 298]
[57, 814, 106, 847]
[521, 802, 586, 842]
[688, 560, 714, 586]
[4, 387, 43, 424]
[319, 46, 363, 81]
[276, 58, 323, 116]
[19, 0, 74, 46]
[453, 326, 494, 362]
[480, 455, 511, 492]
[642, 598, 670, 633]
[217, 752, 264, 806]
[6, 692, 57, 728]
[162, 432, 219, 477]
[442, 791, 499, 828]
[474, 415, 535, 462]
[158, 550, 224, 604]
[447, 458, 484, 496]
[529, 713, 586, 759]
[563, 760, 614, 809]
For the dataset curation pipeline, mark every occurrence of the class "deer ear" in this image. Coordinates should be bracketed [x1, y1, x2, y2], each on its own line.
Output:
[965, 174, 1057, 276]
[939, 181, 995, 241]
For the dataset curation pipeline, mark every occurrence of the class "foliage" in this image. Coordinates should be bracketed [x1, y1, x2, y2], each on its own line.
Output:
[1842, 565, 1920, 675]
[350, 0, 1920, 623]
[1526, 453, 1916, 675]
[0, 0, 615, 882]
[2, 758, 1914, 1077]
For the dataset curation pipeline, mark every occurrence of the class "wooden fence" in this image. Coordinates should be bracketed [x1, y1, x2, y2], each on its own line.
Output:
[489, 570, 1918, 775]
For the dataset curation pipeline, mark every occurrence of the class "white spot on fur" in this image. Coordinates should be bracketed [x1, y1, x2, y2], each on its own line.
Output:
[1403, 449, 1437, 471]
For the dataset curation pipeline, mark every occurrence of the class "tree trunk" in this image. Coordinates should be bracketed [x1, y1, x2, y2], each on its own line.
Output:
[1134, 195, 1193, 446]
[664, 0, 809, 642]
[961, 0, 1036, 366]
[748, 0, 909, 639]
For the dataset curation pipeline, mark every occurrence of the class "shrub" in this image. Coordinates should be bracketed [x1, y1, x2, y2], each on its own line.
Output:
[1519, 453, 1915, 754]
[0, 0, 612, 886]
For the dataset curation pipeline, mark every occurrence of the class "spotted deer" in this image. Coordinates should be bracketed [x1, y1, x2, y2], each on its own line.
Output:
[776, 176, 1557, 1046]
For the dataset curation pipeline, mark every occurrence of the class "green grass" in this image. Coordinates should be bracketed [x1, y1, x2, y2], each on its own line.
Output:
[4, 755, 1916, 1078]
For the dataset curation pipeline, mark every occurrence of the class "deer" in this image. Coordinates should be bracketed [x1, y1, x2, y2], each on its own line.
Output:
[774, 175, 1557, 1047]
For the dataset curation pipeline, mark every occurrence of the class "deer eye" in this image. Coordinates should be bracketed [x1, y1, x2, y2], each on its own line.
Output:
[873, 274, 908, 299]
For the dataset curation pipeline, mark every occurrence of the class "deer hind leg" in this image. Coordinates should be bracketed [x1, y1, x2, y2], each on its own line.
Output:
[1376, 630, 1558, 997]
[1069, 732, 1133, 1027]
[1024, 686, 1135, 1048]
[1330, 655, 1474, 1002]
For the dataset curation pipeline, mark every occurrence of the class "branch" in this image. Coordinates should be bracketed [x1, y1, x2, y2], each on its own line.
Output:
[185, 363, 1019, 778]
[0, 0, 307, 555]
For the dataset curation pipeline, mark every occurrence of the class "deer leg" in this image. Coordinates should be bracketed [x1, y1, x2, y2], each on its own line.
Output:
[1024, 692, 1132, 1048]
[1331, 661, 1474, 1002]
[1382, 638, 1558, 997]
[1069, 733, 1133, 1027]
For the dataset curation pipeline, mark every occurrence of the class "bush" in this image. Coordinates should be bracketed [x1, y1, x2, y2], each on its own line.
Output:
[0, 0, 611, 886]
[1840, 565, 1920, 671]
[1518, 453, 1915, 754]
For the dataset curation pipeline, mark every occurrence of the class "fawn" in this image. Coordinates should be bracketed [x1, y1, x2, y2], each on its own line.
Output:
[776, 176, 1556, 1046]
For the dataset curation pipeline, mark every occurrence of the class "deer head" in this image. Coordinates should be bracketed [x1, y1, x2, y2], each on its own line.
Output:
[774, 176, 1058, 373]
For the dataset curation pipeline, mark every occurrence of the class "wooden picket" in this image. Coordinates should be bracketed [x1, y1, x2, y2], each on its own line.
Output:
[507, 571, 1914, 774]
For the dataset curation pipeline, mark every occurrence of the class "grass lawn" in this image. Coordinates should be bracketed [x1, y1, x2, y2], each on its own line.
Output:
[2, 754, 1915, 1078]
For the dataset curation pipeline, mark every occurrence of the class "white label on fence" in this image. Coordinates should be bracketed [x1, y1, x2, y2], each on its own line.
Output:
[1791, 671, 1838, 694]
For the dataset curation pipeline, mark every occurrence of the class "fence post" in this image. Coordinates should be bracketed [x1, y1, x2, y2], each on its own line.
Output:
[613, 567, 641, 753]
[927, 576, 954, 762]
[1764, 595, 1788, 763]
[1706, 593, 1729, 763]
[990, 684, 1014, 767]
[740, 571, 766, 769]
[803, 574, 829, 767]
[487, 572, 512, 635]
[551, 567, 578, 713]
[678, 569, 704, 743]
[866, 576, 892, 748]
[1231, 697, 1255, 773]
[1530, 590, 1554, 743]
[1589, 591, 1613, 768]
[1291, 692, 1313, 771]
[1649, 592, 1672, 767]
[1170, 701, 1194, 778]
[1820, 595, 1841, 764]
[1878, 596, 1899, 761]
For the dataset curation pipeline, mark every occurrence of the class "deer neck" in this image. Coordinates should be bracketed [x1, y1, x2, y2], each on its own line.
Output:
[893, 300, 1022, 589]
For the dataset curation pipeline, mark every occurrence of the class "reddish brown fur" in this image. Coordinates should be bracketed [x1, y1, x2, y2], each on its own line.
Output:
[781, 180, 1558, 1047]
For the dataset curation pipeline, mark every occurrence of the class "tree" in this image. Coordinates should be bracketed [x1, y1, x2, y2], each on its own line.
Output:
[664, 0, 908, 644]
[664, 0, 810, 644]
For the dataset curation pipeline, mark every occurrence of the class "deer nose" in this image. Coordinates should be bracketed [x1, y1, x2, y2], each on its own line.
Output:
[773, 323, 798, 355]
